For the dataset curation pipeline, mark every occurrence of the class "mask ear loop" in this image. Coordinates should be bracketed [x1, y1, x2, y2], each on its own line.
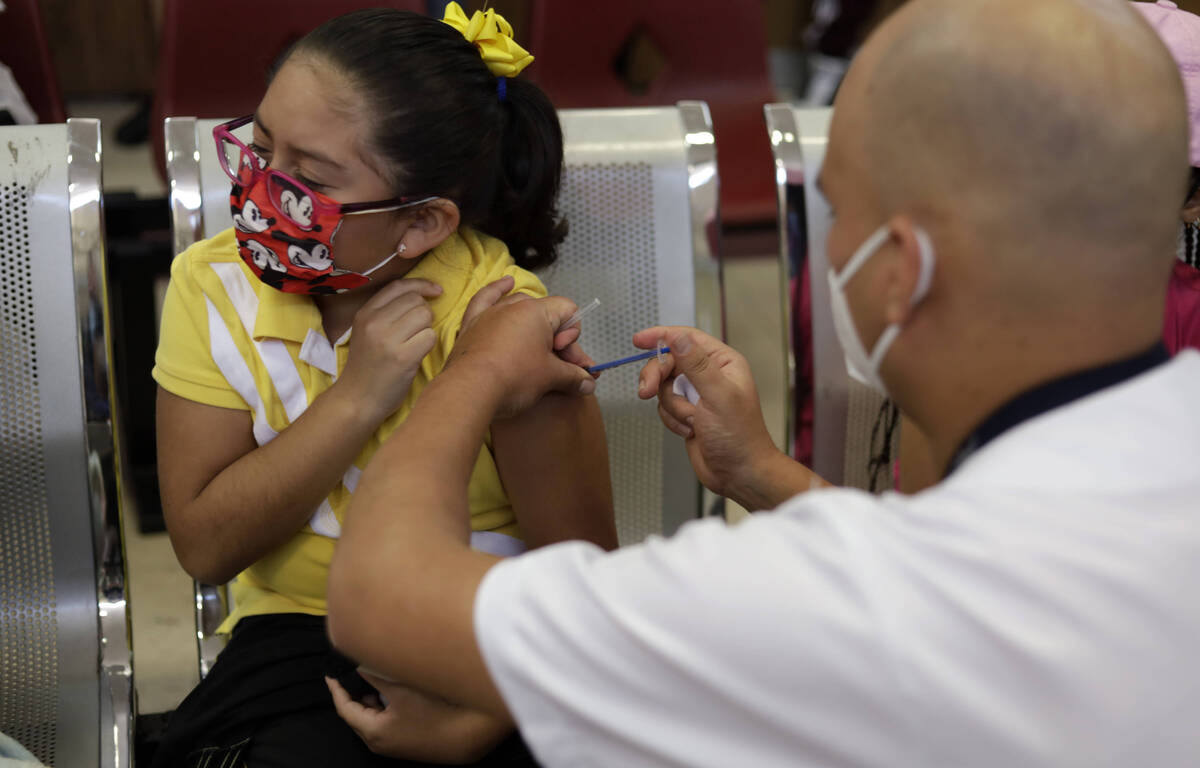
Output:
[865, 226, 936, 372]
[359, 242, 407, 279]
[910, 228, 936, 305]
[833, 226, 891, 287]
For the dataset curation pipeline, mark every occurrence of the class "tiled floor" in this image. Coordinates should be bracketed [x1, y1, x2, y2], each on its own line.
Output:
[79, 99, 790, 715]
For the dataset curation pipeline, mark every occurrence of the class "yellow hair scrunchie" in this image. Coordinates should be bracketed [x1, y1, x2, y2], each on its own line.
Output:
[441, 1, 534, 78]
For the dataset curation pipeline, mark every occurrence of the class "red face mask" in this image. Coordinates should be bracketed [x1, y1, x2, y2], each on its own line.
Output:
[214, 116, 432, 295]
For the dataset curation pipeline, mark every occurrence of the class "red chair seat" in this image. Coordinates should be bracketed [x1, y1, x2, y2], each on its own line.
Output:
[525, 0, 777, 228]
[151, 0, 425, 177]
[0, 0, 66, 123]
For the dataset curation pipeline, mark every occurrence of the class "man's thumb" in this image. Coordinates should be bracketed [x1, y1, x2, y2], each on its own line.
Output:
[667, 332, 724, 398]
[548, 356, 597, 397]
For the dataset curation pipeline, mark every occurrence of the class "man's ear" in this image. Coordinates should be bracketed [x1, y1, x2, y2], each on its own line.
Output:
[396, 198, 461, 259]
[882, 215, 928, 326]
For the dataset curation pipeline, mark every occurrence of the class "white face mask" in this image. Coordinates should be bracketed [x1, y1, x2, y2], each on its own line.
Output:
[827, 225, 935, 396]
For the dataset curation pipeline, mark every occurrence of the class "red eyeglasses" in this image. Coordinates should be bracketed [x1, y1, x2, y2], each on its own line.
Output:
[213, 115, 433, 231]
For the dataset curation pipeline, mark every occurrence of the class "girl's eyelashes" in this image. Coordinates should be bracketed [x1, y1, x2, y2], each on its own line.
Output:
[247, 143, 272, 169]
[248, 143, 328, 190]
[296, 174, 328, 191]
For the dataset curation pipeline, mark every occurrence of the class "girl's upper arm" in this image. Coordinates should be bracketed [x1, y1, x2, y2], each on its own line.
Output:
[491, 393, 618, 551]
[156, 386, 257, 518]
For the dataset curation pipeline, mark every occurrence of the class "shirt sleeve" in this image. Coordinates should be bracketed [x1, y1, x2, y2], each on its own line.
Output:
[506, 263, 548, 300]
[436, 264, 548, 355]
[152, 251, 250, 410]
[473, 496, 921, 768]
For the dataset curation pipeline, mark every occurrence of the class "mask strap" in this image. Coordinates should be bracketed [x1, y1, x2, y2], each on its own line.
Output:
[869, 325, 903, 371]
[910, 228, 935, 305]
[360, 245, 403, 278]
[834, 226, 891, 287]
[866, 225, 937, 369]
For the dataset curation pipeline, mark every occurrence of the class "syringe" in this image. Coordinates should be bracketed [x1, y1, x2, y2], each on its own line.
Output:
[586, 342, 670, 375]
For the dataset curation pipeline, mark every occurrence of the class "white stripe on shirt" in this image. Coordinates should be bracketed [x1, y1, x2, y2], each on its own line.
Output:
[204, 297, 277, 446]
[209, 262, 309, 423]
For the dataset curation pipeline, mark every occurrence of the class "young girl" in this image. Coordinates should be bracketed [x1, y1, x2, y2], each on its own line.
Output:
[151, 5, 616, 766]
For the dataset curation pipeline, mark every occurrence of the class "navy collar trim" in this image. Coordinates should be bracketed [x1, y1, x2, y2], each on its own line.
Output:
[944, 343, 1170, 477]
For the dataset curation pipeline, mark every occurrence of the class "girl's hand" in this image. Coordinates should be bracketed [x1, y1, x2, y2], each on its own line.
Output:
[337, 279, 442, 424]
[326, 672, 512, 763]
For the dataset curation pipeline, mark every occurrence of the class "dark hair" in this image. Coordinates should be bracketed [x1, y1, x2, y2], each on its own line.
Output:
[867, 399, 900, 493]
[1184, 167, 1200, 268]
[272, 9, 566, 270]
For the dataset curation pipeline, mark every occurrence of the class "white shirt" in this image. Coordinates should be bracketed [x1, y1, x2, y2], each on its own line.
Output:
[475, 351, 1200, 767]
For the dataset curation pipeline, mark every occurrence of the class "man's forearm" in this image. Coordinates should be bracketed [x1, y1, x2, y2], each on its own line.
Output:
[328, 364, 503, 701]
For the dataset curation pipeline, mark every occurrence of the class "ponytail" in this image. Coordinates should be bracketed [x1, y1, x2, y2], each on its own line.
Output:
[480, 77, 567, 271]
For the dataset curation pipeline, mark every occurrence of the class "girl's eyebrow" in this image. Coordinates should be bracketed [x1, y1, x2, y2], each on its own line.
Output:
[253, 112, 347, 172]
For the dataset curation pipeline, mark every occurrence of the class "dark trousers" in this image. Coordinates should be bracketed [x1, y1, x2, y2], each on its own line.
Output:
[151, 614, 538, 768]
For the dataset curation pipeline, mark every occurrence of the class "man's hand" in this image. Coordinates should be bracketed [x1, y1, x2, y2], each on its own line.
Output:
[459, 276, 597, 372]
[326, 673, 512, 764]
[633, 326, 823, 509]
[633, 326, 778, 500]
[448, 294, 597, 419]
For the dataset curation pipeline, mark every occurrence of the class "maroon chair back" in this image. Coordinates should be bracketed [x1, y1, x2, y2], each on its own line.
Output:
[524, 0, 777, 227]
[0, 0, 67, 123]
[151, 0, 426, 176]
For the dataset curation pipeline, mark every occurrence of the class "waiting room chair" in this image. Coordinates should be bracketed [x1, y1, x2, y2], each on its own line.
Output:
[149, 0, 426, 176]
[0, 0, 67, 123]
[0, 119, 133, 767]
[523, 0, 777, 229]
[764, 104, 896, 490]
[164, 100, 722, 676]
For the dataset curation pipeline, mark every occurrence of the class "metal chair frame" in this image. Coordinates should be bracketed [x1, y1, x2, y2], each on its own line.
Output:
[0, 118, 133, 767]
[765, 103, 895, 490]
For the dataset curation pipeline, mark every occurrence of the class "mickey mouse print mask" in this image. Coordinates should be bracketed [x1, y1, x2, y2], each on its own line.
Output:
[214, 115, 434, 295]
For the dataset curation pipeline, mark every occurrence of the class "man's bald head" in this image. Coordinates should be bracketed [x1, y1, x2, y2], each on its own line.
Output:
[836, 0, 1186, 291]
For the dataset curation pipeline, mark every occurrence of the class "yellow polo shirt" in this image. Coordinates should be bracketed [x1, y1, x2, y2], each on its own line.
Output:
[153, 226, 544, 631]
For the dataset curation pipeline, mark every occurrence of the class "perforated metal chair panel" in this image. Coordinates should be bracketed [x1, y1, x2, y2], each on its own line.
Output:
[543, 106, 721, 542]
[168, 105, 719, 545]
[0, 121, 128, 767]
[545, 159, 665, 541]
[0, 174, 60, 764]
[546, 106, 719, 541]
